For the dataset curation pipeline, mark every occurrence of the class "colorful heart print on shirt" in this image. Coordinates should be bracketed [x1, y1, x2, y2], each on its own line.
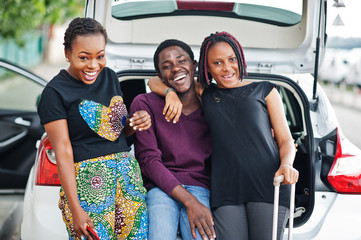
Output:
[79, 96, 128, 141]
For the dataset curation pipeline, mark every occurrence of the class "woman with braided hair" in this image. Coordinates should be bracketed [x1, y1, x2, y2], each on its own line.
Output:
[38, 17, 150, 239]
[148, 31, 299, 240]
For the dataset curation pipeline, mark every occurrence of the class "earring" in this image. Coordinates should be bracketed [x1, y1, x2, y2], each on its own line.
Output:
[66, 58, 69, 62]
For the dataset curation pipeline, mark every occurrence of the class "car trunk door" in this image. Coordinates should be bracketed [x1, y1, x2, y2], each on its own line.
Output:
[86, 0, 326, 78]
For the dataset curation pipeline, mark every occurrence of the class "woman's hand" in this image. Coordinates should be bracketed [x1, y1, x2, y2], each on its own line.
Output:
[164, 90, 183, 123]
[274, 164, 299, 185]
[147, 76, 183, 123]
[129, 110, 151, 131]
[72, 207, 97, 240]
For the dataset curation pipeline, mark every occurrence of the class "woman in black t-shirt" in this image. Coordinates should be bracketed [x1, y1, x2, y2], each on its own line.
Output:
[38, 18, 150, 240]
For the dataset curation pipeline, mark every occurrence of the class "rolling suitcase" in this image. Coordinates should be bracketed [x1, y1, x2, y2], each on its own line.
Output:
[272, 175, 296, 240]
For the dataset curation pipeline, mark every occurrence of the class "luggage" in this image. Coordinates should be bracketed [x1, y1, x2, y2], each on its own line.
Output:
[272, 175, 296, 240]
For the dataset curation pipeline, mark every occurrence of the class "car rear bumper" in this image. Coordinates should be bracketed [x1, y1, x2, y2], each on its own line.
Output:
[21, 180, 65, 240]
[286, 191, 361, 239]
[22, 176, 361, 239]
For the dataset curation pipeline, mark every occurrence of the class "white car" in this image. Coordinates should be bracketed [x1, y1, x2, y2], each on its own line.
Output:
[344, 48, 361, 87]
[318, 48, 350, 84]
[21, 0, 361, 239]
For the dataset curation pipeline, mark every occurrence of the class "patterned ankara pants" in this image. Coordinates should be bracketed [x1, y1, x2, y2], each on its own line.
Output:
[59, 152, 148, 240]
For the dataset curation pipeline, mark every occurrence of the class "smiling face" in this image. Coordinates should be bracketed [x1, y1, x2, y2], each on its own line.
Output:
[207, 41, 241, 88]
[65, 33, 106, 85]
[157, 46, 196, 94]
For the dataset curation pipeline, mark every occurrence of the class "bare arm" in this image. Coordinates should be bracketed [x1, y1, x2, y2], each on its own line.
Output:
[266, 88, 299, 185]
[171, 185, 216, 240]
[147, 76, 183, 123]
[194, 80, 204, 102]
[147, 75, 169, 97]
[44, 120, 97, 240]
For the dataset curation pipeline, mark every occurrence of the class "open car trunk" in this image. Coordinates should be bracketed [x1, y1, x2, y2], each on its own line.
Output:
[117, 70, 316, 228]
[86, 0, 331, 233]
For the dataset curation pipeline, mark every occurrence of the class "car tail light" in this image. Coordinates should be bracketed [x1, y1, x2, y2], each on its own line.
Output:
[328, 128, 361, 193]
[35, 136, 61, 186]
[177, 1, 234, 11]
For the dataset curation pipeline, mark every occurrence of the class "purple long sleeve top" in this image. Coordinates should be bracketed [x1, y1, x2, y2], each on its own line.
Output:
[130, 93, 211, 195]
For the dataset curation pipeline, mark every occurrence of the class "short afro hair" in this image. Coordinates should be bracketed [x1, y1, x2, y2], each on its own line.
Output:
[153, 39, 194, 74]
[63, 17, 107, 51]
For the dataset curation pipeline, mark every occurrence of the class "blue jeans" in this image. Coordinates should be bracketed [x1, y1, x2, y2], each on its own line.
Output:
[146, 185, 211, 240]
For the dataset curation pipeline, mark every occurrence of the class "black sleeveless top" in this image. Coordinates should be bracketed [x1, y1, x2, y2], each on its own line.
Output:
[202, 81, 290, 208]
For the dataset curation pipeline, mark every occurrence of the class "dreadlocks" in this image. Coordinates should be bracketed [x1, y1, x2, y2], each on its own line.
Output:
[198, 31, 247, 87]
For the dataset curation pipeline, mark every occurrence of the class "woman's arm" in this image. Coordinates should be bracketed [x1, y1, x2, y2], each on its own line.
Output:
[147, 76, 205, 123]
[147, 76, 183, 123]
[44, 120, 96, 240]
[266, 88, 299, 185]
[194, 80, 204, 102]
[147, 76, 169, 97]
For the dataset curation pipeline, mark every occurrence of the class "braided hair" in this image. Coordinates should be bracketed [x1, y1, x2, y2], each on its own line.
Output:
[63, 17, 108, 51]
[198, 31, 247, 87]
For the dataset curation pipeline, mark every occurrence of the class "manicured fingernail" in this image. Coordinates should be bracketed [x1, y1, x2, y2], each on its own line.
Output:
[173, 120, 177, 124]
[133, 127, 137, 130]
[129, 123, 133, 127]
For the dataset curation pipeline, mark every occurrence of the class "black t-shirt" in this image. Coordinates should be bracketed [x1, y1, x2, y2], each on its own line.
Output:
[202, 81, 290, 208]
[38, 67, 130, 162]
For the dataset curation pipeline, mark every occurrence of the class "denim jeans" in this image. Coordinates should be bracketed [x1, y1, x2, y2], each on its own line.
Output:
[146, 185, 211, 240]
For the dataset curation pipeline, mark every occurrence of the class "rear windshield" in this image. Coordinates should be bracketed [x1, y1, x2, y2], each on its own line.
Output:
[112, 0, 303, 26]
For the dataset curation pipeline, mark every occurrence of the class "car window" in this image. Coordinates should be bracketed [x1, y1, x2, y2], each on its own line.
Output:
[112, 0, 302, 26]
[0, 66, 43, 111]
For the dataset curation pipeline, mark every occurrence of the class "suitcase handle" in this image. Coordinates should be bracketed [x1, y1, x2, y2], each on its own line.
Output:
[274, 175, 285, 186]
[272, 175, 296, 240]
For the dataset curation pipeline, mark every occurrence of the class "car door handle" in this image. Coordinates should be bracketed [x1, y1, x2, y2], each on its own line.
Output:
[15, 117, 31, 126]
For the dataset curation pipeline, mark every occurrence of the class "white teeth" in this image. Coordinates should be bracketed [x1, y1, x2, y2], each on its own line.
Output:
[84, 71, 97, 76]
[174, 74, 186, 81]
[223, 73, 234, 78]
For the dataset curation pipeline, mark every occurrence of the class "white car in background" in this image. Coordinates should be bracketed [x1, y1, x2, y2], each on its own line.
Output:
[21, 0, 361, 239]
[318, 48, 350, 84]
[319, 48, 361, 87]
[344, 48, 361, 87]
